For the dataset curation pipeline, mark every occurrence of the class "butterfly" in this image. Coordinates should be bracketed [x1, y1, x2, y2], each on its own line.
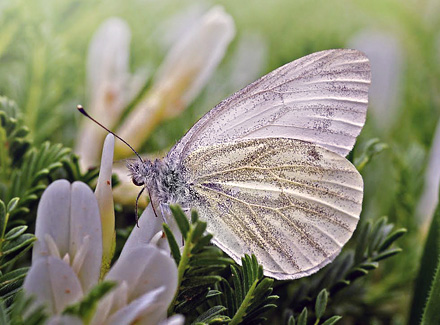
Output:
[124, 49, 370, 280]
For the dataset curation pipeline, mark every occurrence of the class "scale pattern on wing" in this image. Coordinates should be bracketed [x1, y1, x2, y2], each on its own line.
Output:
[168, 49, 371, 165]
[182, 138, 363, 279]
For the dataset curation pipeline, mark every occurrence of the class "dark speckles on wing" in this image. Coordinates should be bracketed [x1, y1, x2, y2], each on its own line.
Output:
[181, 137, 363, 279]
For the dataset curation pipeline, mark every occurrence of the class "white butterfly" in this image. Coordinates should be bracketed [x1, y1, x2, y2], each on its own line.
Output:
[128, 49, 371, 280]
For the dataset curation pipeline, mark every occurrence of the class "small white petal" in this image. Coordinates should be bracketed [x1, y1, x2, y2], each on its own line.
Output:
[106, 287, 166, 325]
[70, 181, 103, 291]
[33, 180, 103, 291]
[71, 235, 90, 274]
[348, 30, 403, 130]
[150, 231, 164, 247]
[24, 257, 83, 315]
[417, 117, 440, 222]
[160, 314, 185, 325]
[33, 180, 72, 263]
[44, 234, 61, 259]
[155, 5, 235, 107]
[120, 204, 164, 255]
[115, 6, 235, 157]
[106, 244, 177, 310]
[95, 134, 116, 270]
[91, 282, 129, 325]
[76, 18, 134, 169]
[48, 315, 83, 325]
[86, 18, 131, 99]
[62, 253, 71, 265]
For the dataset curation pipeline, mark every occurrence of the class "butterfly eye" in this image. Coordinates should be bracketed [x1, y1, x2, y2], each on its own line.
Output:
[132, 177, 144, 187]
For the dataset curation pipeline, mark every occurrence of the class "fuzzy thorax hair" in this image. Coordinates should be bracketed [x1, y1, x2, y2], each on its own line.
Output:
[126, 158, 191, 209]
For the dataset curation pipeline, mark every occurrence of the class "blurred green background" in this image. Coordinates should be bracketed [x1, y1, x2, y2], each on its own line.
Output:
[1, 0, 439, 323]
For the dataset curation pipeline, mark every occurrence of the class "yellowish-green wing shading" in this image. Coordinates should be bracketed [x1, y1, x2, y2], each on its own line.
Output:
[182, 138, 363, 280]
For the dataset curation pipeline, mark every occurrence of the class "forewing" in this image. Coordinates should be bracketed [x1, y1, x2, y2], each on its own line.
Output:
[182, 138, 363, 279]
[168, 49, 370, 165]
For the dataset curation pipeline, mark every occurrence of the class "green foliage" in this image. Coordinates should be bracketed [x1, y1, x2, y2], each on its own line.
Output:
[410, 199, 440, 325]
[0, 97, 99, 224]
[273, 217, 405, 323]
[165, 205, 234, 323]
[63, 281, 117, 323]
[220, 255, 278, 325]
[286, 296, 342, 325]
[165, 206, 278, 324]
[0, 199, 35, 305]
[354, 138, 388, 172]
[1, 292, 48, 325]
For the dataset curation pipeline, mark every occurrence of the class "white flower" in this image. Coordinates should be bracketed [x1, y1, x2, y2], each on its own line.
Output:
[417, 118, 440, 224]
[75, 18, 144, 169]
[348, 30, 404, 131]
[95, 134, 116, 273]
[114, 6, 235, 158]
[24, 134, 182, 325]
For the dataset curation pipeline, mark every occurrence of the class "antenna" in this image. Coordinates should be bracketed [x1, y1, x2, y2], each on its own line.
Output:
[77, 105, 143, 162]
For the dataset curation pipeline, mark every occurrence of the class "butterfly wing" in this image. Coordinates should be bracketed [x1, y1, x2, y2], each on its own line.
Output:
[167, 49, 370, 165]
[181, 138, 363, 279]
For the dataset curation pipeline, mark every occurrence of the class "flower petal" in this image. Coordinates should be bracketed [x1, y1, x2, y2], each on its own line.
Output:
[33, 180, 103, 290]
[120, 204, 164, 254]
[47, 315, 83, 325]
[417, 117, 440, 223]
[105, 287, 166, 325]
[70, 181, 103, 291]
[95, 134, 116, 273]
[24, 256, 83, 315]
[348, 30, 403, 130]
[91, 282, 129, 325]
[155, 5, 235, 108]
[76, 18, 133, 168]
[115, 6, 235, 158]
[33, 180, 73, 263]
[160, 314, 185, 325]
[106, 244, 177, 309]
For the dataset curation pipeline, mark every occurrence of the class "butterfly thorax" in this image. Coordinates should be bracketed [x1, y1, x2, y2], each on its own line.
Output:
[126, 158, 191, 209]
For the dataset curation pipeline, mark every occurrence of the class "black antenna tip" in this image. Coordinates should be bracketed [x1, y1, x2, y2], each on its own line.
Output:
[77, 105, 86, 115]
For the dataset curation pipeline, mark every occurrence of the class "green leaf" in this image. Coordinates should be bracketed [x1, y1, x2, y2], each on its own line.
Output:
[410, 198, 440, 325]
[354, 221, 371, 263]
[354, 138, 388, 172]
[297, 307, 307, 325]
[182, 276, 223, 289]
[1, 234, 35, 256]
[0, 268, 28, 297]
[371, 248, 402, 262]
[315, 289, 328, 319]
[345, 267, 369, 282]
[169, 204, 190, 239]
[378, 228, 407, 252]
[193, 306, 228, 323]
[0, 200, 6, 238]
[4, 226, 28, 240]
[321, 315, 342, 325]
[6, 198, 19, 213]
[189, 257, 234, 267]
[191, 209, 199, 224]
[163, 223, 181, 265]
[192, 221, 207, 241]
[0, 298, 9, 324]
[287, 315, 295, 325]
[421, 259, 440, 325]
[358, 262, 379, 270]
[63, 281, 116, 323]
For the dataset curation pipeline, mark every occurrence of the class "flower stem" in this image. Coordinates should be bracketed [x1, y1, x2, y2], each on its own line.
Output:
[229, 280, 258, 325]
[168, 227, 193, 315]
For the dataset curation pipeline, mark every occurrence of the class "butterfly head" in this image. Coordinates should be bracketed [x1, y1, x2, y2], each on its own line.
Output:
[126, 159, 154, 187]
